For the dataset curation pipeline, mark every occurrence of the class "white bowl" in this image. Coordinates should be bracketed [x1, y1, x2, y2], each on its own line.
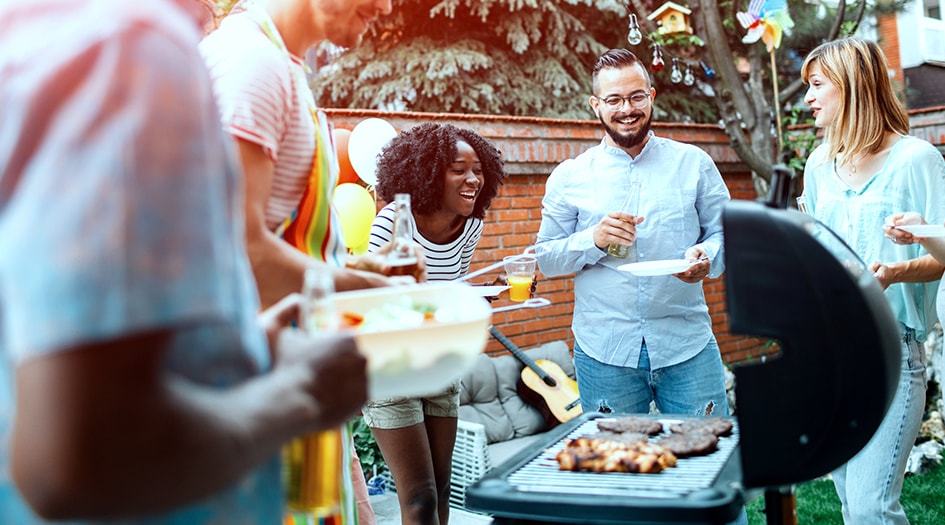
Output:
[332, 282, 492, 400]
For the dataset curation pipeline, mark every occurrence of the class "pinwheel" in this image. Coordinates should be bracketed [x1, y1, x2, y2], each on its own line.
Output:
[737, 0, 795, 151]
[737, 0, 795, 52]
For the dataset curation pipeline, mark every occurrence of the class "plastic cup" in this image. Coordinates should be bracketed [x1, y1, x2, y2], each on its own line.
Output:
[504, 255, 536, 302]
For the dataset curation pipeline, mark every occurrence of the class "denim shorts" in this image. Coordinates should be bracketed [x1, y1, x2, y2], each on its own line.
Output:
[361, 381, 460, 429]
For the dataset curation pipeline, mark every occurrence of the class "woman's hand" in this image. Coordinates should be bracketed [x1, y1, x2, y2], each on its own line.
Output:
[347, 243, 427, 283]
[883, 212, 926, 245]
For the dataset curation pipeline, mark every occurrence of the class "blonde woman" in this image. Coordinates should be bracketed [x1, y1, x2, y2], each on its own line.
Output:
[801, 37, 945, 524]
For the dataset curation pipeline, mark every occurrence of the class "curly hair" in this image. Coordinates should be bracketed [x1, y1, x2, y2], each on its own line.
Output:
[374, 122, 507, 219]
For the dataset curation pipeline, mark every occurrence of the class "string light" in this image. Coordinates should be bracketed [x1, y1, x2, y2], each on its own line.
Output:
[651, 44, 665, 72]
[670, 57, 683, 84]
[627, 13, 643, 45]
[701, 60, 717, 80]
[626, 10, 715, 86]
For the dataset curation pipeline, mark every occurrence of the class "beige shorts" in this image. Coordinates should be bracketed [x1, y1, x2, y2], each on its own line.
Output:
[361, 382, 460, 429]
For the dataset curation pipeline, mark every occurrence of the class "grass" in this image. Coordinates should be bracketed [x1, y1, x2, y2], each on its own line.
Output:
[746, 452, 945, 524]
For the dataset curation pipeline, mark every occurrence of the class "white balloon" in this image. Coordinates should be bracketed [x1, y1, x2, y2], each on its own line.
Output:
[348, 118, 398, 186]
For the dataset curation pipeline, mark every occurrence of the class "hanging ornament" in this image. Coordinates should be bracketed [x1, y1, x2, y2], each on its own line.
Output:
[627, 13, 643, 45]
[670, 58, 683, 84]
[700, 60, 716, 80]
[651, 44, 664, 72]
[683, 64, 695, 86]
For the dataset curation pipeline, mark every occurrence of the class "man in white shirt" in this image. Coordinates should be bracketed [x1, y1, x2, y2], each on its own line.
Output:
[534, 48, 732, 418]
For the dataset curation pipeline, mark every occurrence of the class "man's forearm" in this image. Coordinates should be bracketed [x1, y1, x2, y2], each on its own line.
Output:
[12, 334, 308, 520]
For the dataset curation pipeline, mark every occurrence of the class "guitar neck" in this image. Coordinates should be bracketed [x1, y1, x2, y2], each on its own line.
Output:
[488, 326, 553, 383]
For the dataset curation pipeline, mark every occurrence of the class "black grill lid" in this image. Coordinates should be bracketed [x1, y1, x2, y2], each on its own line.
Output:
[723, 199, 900, 489]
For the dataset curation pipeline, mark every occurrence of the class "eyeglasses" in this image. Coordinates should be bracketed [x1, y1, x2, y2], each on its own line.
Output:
[596, 92, 651, 110]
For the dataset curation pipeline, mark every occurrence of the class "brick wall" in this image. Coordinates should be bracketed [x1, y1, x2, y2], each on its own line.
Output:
[324, 108, 945, 364]
[877, 14, 905, 92]
[325, 108, 772, 365]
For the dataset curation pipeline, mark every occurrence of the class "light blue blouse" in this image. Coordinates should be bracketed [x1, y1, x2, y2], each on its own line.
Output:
[803, 135, 945, 341]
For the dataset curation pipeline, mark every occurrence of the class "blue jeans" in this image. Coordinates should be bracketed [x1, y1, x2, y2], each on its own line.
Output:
[832, 326, 927, 525]
[574, 338, 745, 525]
[573, 337, 731, 416]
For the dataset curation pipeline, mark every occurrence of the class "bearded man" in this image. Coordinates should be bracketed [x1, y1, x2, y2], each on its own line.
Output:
[533, 48, 732, 420]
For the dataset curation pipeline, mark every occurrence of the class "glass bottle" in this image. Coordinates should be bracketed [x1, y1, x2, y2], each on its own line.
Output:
[387, 193, 420, 279]
[607, 181, 641, 259]
[284, 267, 353, 522]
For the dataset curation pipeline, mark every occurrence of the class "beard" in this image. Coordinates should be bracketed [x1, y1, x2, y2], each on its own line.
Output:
[598, 109, 653, 150]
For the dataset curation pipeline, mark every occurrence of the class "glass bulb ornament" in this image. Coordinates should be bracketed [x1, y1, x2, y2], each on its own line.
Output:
[701, 61, 716, 80]
[684, 65, 695, 86]
[627, 14, 643, 46]
[670, 58, 682, 84]
[651, 45, 664, 72]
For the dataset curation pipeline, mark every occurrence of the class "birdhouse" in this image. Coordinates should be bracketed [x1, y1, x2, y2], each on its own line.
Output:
[647, 2, 693, 36]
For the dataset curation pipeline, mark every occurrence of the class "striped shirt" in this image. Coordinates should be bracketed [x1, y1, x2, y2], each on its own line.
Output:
[368, 203, 482, 281]
[200, 10, 314, 231]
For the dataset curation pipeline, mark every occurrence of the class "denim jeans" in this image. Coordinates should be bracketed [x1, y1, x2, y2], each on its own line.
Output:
[832, 325, 927, 525]
[573, 337, 731, 416]
[573, 337, 746, 525]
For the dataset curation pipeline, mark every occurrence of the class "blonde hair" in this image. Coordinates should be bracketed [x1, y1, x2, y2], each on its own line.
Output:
[800, 37, 909, 166]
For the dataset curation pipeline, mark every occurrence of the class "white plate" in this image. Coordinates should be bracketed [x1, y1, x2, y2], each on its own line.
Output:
[618, 259, 695, 276]
[896, 224, 945, 237]
[471, 285, 511, 297]
[331, 282, 491, 400]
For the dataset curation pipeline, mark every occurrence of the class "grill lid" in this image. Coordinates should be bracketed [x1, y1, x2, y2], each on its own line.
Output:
[723, 198, 900, 489]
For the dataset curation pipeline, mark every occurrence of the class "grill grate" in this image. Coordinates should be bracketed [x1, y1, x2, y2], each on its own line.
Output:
[505, 416, 739, 499]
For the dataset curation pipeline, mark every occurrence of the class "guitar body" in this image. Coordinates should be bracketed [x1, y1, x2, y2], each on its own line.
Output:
[488, 326, 583, 428]
[516, 359, 583, 427]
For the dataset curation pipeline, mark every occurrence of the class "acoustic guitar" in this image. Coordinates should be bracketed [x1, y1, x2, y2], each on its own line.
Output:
[488, 326, 582, 426]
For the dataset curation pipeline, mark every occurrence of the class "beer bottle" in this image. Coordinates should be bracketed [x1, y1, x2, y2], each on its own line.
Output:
[388, 193, 421, 279]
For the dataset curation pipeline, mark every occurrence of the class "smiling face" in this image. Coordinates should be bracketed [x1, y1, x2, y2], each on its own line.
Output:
[590, 64, 655, 155]
[803, 62, 841, 129]
[441, 140, 483, 218]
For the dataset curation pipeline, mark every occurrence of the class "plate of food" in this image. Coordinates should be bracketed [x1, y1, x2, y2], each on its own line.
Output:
[895, 224, 945, 237]
[330, 282, 492, 400]
[618, 259, 695, 277]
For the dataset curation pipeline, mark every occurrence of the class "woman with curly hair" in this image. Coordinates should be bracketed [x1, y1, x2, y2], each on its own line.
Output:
[365, 122, 507, 524]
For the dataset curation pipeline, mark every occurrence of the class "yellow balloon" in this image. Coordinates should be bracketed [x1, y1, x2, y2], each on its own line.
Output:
[333, 183, 376, 251]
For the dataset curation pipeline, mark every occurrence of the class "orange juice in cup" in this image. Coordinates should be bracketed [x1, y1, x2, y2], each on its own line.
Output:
[504, 255, 536, 302]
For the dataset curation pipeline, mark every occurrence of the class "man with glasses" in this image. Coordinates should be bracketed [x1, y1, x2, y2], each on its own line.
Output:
[533, 48, 733, 421]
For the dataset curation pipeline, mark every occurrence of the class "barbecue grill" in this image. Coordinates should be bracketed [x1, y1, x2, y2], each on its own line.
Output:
[466, 168, 902, 524]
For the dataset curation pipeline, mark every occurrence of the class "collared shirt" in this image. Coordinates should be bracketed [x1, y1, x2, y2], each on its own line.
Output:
[0, 0, 278, 522]
[534, 134, 729, 370]
[803, 135, 945, 342]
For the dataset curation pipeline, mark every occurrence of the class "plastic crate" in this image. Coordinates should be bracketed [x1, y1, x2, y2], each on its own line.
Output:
[378, 419, 493, 509]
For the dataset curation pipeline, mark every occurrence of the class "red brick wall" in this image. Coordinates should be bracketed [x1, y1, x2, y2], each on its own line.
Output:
[324, 109, 771, 364]
[877, 14, 905, 92]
